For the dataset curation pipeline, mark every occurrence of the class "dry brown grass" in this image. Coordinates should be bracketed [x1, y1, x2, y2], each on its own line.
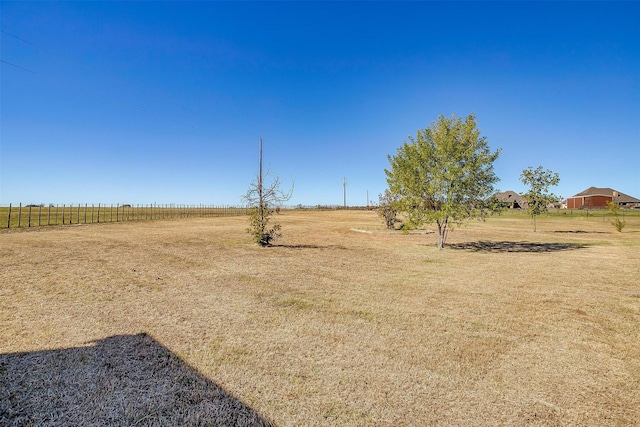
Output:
[1, 211, 639, 426]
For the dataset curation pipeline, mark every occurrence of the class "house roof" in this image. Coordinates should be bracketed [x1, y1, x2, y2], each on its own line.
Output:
[492, 191, 528, 205]
[569, 187, 640, 203]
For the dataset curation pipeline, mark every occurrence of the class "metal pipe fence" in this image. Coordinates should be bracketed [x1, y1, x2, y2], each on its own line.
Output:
[6, 203, 633, 230]
[2, 203, 248, 229]
[495, 207, 637, 220]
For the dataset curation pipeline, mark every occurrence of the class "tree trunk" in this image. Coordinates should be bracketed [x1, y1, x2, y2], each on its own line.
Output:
[436, 218, 448, 249]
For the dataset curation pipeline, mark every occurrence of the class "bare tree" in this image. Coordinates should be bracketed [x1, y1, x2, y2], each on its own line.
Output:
[242, 138, 293, 246]
[377, 189, 400, 229]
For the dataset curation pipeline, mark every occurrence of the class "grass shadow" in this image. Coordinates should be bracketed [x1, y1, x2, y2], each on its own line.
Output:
[448, 241, 589, 253]
[553, 230, 610, 234]
[0, 333, 274, 426]
[273, 244, 347, 250]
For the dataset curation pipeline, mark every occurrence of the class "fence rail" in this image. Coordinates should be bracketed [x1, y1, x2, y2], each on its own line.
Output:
[1, 203, 247, 229]
[498, 207, 637, 219]
[5, 203, 634, 230]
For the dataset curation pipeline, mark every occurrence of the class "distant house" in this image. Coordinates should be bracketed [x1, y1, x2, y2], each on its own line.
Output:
[566, 187, 640, 209]
[492, 191, 528, 209]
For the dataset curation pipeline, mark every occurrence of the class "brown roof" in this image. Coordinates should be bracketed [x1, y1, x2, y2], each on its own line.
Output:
[492, 191, 528, 207]
[570, 187, 640, 203]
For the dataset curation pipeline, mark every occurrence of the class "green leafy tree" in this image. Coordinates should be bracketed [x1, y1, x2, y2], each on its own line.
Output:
[242, 138, 293, 246]
[519, 166, 560, 232]
[606, 201, 626, 232]
[385, 113, 501, 249]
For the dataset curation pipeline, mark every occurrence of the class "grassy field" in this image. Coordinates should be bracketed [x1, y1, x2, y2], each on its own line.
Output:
[1, 210, 639, 425]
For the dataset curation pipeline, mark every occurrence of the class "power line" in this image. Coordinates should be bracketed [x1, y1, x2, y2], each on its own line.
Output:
[1, 59, 196, 129]
[1, 29, 198, 115]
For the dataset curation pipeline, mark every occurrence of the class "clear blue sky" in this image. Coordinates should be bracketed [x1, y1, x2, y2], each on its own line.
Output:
[2, 1, 638, 206]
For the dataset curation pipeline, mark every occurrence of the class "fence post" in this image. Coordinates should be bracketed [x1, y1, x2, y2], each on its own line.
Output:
[7, 203, 11, 228]
[48, 204, 51, 226]
[18, 203, 22, 228]
[62, 204, 65, 225]
[28, 205, 32, 227]
[38, 205, 42, 227]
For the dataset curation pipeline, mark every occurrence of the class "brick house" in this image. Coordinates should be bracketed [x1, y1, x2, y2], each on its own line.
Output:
[566, 187, 640, 209]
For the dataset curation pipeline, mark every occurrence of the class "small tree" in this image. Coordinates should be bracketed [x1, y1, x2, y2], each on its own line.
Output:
[242, 138, 293, 246]
[606, 201, 626, 232]
[377, 189, 400, 229]
[520, 166, 560, 232]
[385, 113, 501, 249]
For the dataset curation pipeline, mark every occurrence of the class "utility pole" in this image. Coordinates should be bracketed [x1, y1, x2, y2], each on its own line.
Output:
[258, 137, 264, 224]
[258, 137, 263, 203]
[366, 190, 369, 209]
[343, 177, 347, 208]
